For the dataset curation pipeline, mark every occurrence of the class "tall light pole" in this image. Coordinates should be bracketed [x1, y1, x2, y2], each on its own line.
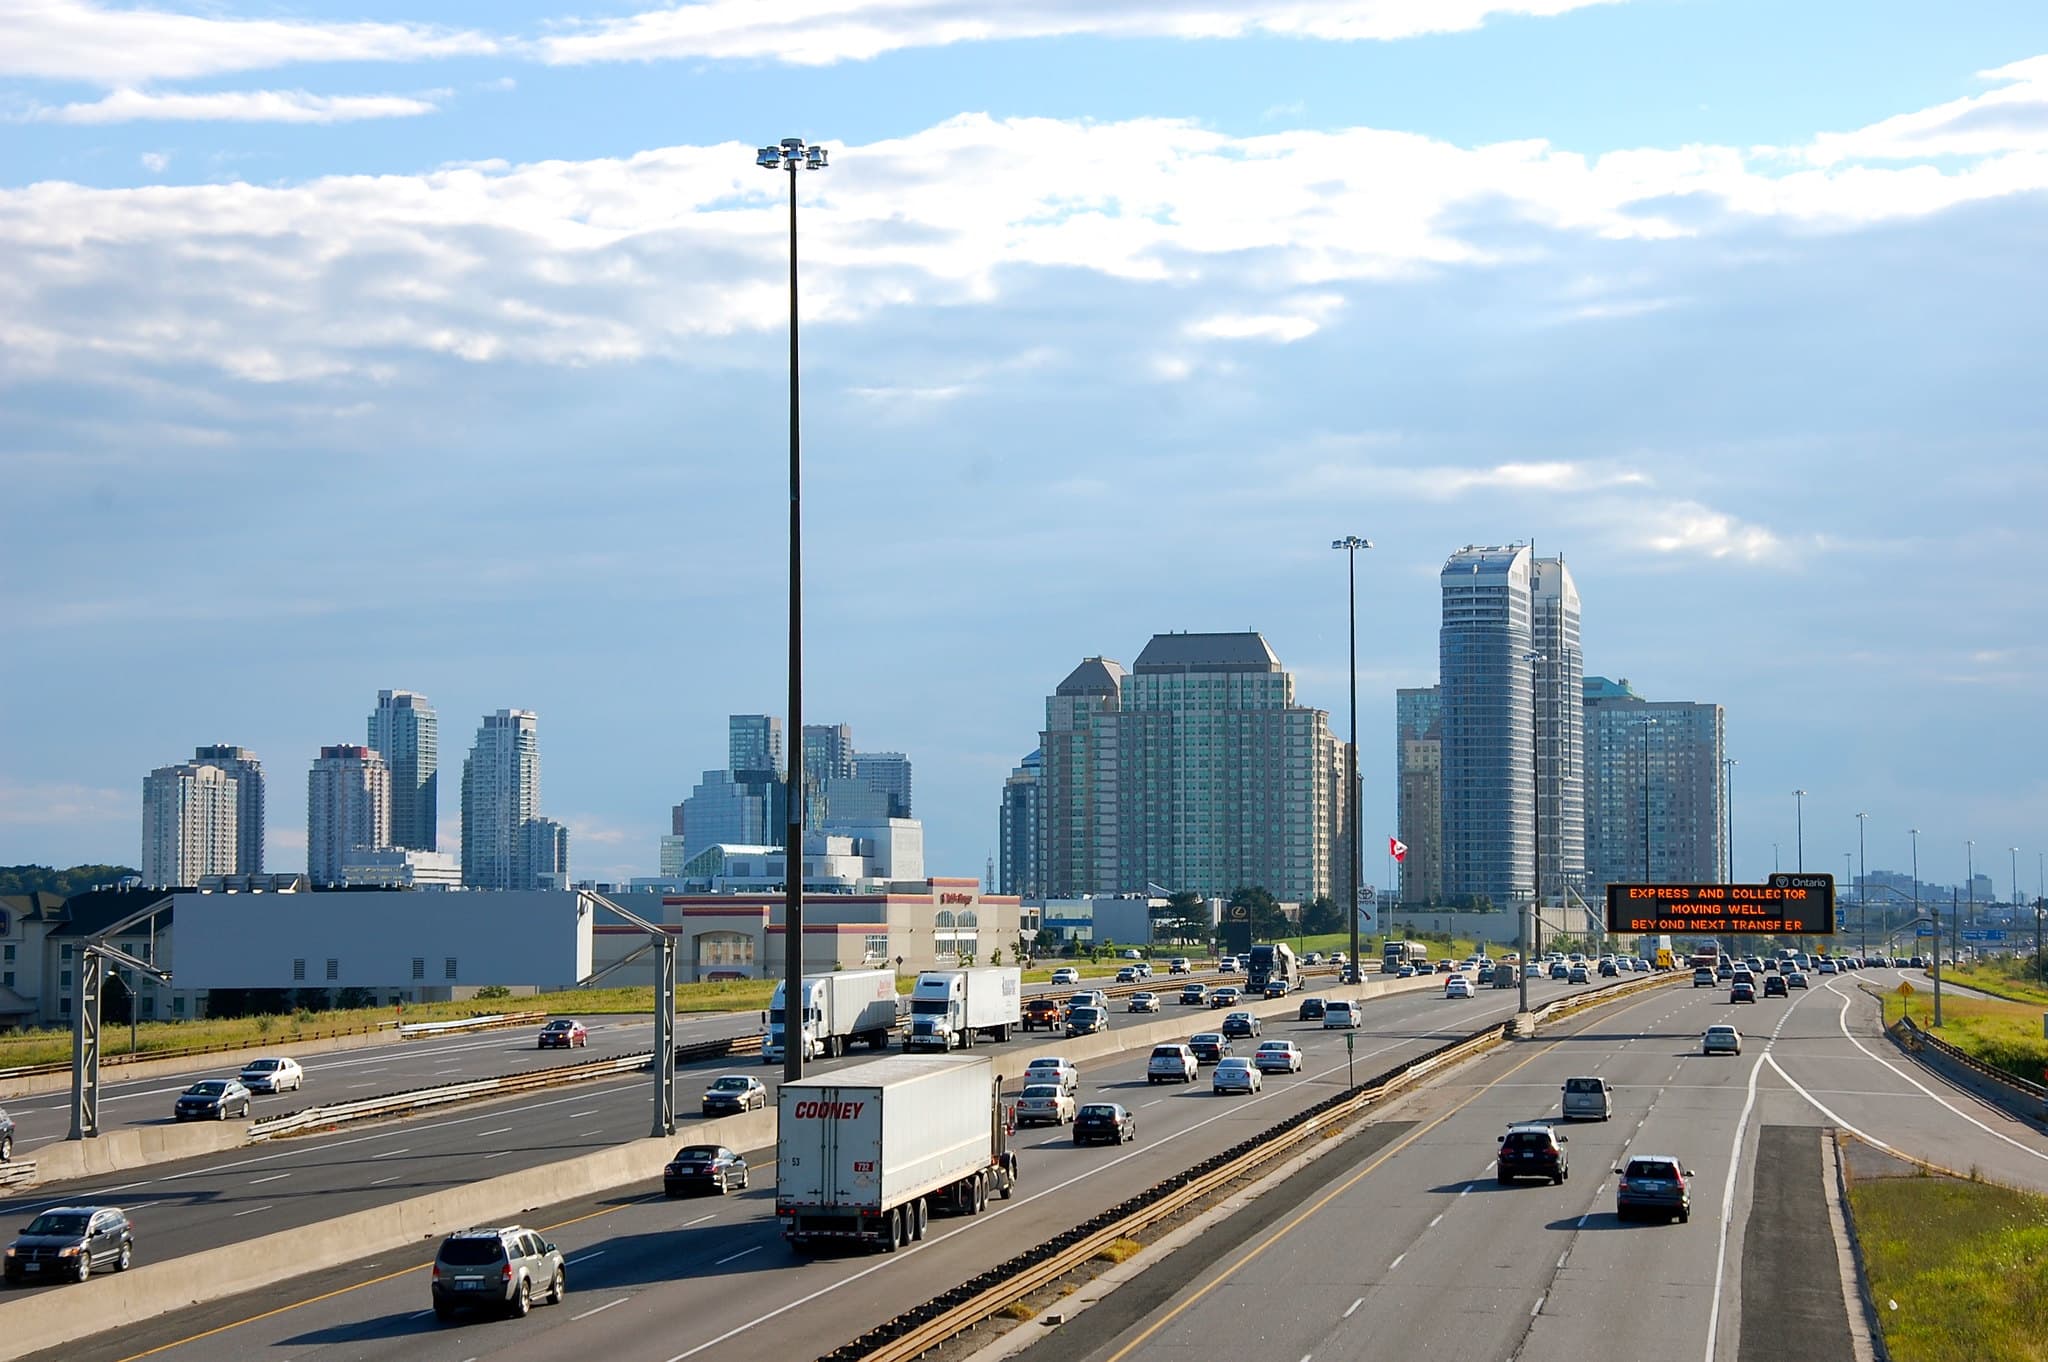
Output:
[758, 135, 830, 1084]
[1856, 812, 1869, 958]
[1909, 828, 1920, 974]
[1332, 536, 1371, 990]
[1966, 839, 1975, 933]
[2012, 846, 2022, 912]
[1792, 789, 1807, 872]
[1723, 757, 1737, 883]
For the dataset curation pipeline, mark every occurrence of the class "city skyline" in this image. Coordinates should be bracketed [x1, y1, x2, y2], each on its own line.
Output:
[5, 4, 2046, 895]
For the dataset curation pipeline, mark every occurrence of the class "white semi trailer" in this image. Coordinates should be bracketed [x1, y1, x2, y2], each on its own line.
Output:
[903, 967, 1022, 1051]
[763, 969, 900, 1063]
[776, 1053, 1018, 1253]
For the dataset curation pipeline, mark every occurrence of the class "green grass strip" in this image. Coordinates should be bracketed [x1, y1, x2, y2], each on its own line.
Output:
[1848, 1174, 2048, 1362]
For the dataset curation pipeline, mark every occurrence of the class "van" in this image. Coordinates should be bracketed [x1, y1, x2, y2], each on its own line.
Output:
[1561, 1075, 1612, 1121]
[1323, 1000, 1362, 1029]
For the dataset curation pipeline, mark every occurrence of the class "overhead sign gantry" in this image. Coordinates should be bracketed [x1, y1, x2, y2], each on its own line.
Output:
[1605, 874, 1836, 937]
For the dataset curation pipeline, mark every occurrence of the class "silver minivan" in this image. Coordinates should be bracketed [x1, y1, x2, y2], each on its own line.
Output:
[1561, 1075, 1612, 1121]
[1323, 1000, 1362, 1028]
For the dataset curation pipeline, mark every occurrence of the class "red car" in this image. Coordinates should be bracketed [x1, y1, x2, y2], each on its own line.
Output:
[537, 1019, 588, 1049]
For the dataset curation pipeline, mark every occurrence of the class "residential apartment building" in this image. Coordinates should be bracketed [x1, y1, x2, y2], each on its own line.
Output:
[192, 744, 266, 874]
[1582, 676, 1726, 895]
[1030, 632, 1346, 904]
[998, 749, 1043, 897]
[1531, 556, 1587, 903]
[854, 751, 914, 819]
[460, 709, 546, 890]
[1394, 687, 1444, 906]
[307, 744, 391, 886]
[141, 761, 241, 886]
[367, 689, 438, 851]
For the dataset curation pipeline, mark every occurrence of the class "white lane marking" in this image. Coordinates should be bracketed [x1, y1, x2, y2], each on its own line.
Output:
[407, 1308, 433, 1319]
[1344, 1298, 1364, 1318]
[1428, 1214, 1443, 1228]
[1458, 1184, 1473, 1197]
[483, 1151, 512, 1160]
[1531, 1295, 1545, 1316]
[248, 1173, 290, 1185]
[371, 1148, 409, 1159]
[571, 1297, 631, 1321]
[568, 1110, 599, 1119]
[567, 1249, 607, 1265]
[232, 1205, 272, 1217]
[1388, 1253, 1406, 1271]
[370, 1175, 401, 1186]
[713, 1246, 761, 1266]
[1705, 1048, 1764, 1362]
[348, 1083, 376, 1089]
[1141, 1100, 1164, 1108]
[478, 1127, 514, 1137]
[1556, 1250, 1569, 1269]
[683, 1214, 716, 1227]
[1817, 985, 2048, 1163]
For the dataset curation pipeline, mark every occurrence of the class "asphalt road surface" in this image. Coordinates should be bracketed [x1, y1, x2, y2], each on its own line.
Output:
[19, 971, 1611, 1360]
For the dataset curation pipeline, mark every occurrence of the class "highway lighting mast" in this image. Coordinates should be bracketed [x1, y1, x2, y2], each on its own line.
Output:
[1332, 536, 1371, 996]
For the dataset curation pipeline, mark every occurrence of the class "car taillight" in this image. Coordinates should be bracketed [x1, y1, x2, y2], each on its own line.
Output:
[1616, 1178, 1630, 1190]
[432, 1264, 442, 1280]
[502, 1261, 514, 1280]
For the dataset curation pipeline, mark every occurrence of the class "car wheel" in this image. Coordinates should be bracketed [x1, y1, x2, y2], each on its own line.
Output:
[1679, 1207, 1691, 1223]
[718, 1171, 731, 1195]
[1553, 1171, 1565, 1185]
[116, 1241, 132, 1272]
[241, 1101, 251, 1118]
[548, 1268, 566, 1305]
[0, 1135, 10, 1162]
[509, 1277, 532, 1318]
[75, 1252, 92, 1283]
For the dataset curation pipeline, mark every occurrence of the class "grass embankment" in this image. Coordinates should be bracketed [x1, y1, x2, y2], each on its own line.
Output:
[1879, 989, 2048, 1089]
[1848, 1173, 2048, 1362]
[1942, 957, 2048, 1009]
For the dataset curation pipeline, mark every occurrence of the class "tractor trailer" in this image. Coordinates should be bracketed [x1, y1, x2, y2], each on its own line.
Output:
[904, 967, 1022, 1051]
[763, 969, 901, 1063]
[776, 1053, 1018, 1253]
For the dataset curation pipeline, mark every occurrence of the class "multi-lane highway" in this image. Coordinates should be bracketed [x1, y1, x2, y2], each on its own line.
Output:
[20, 969, 1610, 1361]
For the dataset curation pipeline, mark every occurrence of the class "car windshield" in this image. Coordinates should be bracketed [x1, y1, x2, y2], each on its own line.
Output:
[709, 1077, 751, 1092]
[1627, 1160, 1678, 1179]
[1027, 1061, 1063, 1074]
[1151, 1047, 1182, 1058]
[1022, 1085, 1061, 1098]
[1193, 1034, 1221, 1043]
[187, 1081, 226, 1095]
[1504, 1132, 1550, 1151]
[1564, 1078, 1604, 1094]
[1078, 1105, 1117, 1118]
[1258, 1041, 1288, 1051]
[23, 1212, 90, 1237]
[1216, 1058, 1250, 1069]
[545, 1020, 575, 1030]
[1707, 1027, 1736, 1038]
[673, 1146, 720, 1161]
[437, 1236, 508, 1265]
[244, 1060, 280, 1072]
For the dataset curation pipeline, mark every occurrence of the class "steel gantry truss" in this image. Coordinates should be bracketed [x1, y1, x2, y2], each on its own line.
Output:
[70, 897, 175, 1140]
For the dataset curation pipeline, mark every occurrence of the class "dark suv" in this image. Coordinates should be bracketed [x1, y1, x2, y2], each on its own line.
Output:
[1496, 1124, 1570, 1184]
[1615, 1155, 1694, 1222]
[4, 1206, 132, 1284]
[431, 1226, 566, 1319]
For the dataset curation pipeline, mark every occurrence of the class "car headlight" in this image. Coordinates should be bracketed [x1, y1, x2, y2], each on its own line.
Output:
[58, 1246, 79, 1257]
[5, 1247, 16, 1259]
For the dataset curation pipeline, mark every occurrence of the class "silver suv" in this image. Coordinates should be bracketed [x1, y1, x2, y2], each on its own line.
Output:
[431, 1226, 566, 1320]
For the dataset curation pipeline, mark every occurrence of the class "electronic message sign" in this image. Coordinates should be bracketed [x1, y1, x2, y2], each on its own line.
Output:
[1604, 874, 1836, 936]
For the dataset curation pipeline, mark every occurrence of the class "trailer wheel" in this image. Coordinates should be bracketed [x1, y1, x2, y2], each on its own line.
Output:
[884, 1207, 904, 1252]
[913, 1198, 928, 1240]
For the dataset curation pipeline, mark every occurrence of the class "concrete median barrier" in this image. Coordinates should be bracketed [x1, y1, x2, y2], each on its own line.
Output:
[0, 1107, 779, 1356]
[24, 1119, 255, 1185]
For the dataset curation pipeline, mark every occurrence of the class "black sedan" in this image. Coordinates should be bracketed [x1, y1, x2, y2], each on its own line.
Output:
[1297, 996, 1326, 1021]
[700, 1075, 768, 1116]
[1763, 975, 1789, 997]
[4, 1206, 132, 1284]
[173, 1079, 251, 1121]
[663, 1145, 749, 1196]
[1073, 1103, 1136, 1145]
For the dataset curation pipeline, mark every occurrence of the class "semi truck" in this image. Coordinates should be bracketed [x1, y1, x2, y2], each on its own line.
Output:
[904, 967, 1022, 1051]
[763, 969, 901, 1063]
[1244, 943, 1298, 995]
[776, 1053, 1018, 1253]
[1381, 940, 1430, 972]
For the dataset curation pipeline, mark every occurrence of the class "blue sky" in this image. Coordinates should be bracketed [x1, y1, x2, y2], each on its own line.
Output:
[4, 0, 2046, 898]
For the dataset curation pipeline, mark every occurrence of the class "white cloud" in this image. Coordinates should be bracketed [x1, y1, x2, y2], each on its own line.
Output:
[1631, 502, 1784, 562]
[0, 0, 498, 85]
[1187, 295, 1343, 343]
[0, 778, 128, 826]
[139, 150, 169, 173]
[27, 88, 444, 125]
[1804, 55, 2048, 165]
[538, 0, 1624, 66]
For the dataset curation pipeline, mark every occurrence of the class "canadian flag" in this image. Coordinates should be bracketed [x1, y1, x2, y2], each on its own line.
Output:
[1389, 837, 1408, 862]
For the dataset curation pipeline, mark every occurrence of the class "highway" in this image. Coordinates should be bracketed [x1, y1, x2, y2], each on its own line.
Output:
[20, 970, 1612, 1361]
[1000, 969, 2048, 1362]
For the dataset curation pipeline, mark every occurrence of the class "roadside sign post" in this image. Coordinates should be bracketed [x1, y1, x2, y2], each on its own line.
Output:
[1345, 1031, 1355, 1090]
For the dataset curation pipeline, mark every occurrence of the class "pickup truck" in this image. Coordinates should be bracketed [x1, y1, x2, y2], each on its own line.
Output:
[1022, 997, 1068, 1031]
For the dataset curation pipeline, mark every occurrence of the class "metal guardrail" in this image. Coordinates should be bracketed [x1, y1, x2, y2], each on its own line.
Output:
[396, 1011, 548, 1039]
[824, 1020, 1511, 1362]
[0, 1162, 37, 1189]
[0, 1021, 402, 1083]
[245, 1031, 766, 1139]
[1888, 1012, 2048, 1099]
[824, 966, 1680, 1362]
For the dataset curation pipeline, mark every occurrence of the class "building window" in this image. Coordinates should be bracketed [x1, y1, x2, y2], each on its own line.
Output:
[292, 958, 306, 981]
[694, 932, 755, 969]
[60, 970, 71, 988]
[142, 997, 155, 1017]
[444, 957, 458, 980]
[61, 944, 73, 961]
[174, 996, 186, 1015]
[3, 945, 13, 963]
[326, 959, 339, 981]
[1, 972, 10, 988]
[411, 957, 425, 980]
[60, 996, 72, 1015]
[864, 934, 889, 962]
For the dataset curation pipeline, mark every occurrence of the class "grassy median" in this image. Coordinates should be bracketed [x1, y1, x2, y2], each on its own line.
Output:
[1849, 1172, 2048, 1362]
[1879, 988, 2048, 1089]
[1942, 956, 2048, 1009]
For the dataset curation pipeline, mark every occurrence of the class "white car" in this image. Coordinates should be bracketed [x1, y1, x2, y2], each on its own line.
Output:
[1702, 1025, 1742, 1055]
[1168, 958, 1192, 974]
[1217, 957, 1239, 973]
[1127, 991, 1161, 1013]
[1147, 1043, 1199, 1084]
[1023, 1057, 1080, 1095]
[1323, 1000, 1362, 1028]
[1444, 976, 1474, 999]
[1253, 1040, 1303, 1074]
[1015, 1083, 1077, 1126]
[237, 1056, 304, 1094]
[1050, 967, 1081, 986]
[1212, 1057, 1262, 1095]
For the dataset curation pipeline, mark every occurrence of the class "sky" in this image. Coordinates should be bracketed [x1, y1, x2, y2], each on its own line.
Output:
[3, 0, 2047, 901]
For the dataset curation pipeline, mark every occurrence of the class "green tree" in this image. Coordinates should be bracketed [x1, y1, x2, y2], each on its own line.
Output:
[1032, 928, 1060, 955]
[1227, 885, 1289, 939]
[0, 864, 142, 897]
[1151, 892, 1209, 944]
[1302, 894, 1344, 934]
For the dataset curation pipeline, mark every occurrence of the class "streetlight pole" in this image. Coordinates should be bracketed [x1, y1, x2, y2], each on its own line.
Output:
[1332, 537, 1371, 991]
[1909, 827, 1920, 979]
[2012, 845, 2022, 914]
[1856, 812, 1869, 959]
[1792, 789, 1806, 872]
[1641, 718, 1653, 882]
[757, 135, 830, 1085]
[1966, 839, 1975, 934]
[1522, 650, 1547, 1016]
[1723, 756, 1737, 883]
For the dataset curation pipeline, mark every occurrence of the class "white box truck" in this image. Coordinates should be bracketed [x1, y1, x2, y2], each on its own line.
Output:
[763, 969, 901, 1063]
[904, 967, 1022, 1051]
[776, 1053, 1018, 1253]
